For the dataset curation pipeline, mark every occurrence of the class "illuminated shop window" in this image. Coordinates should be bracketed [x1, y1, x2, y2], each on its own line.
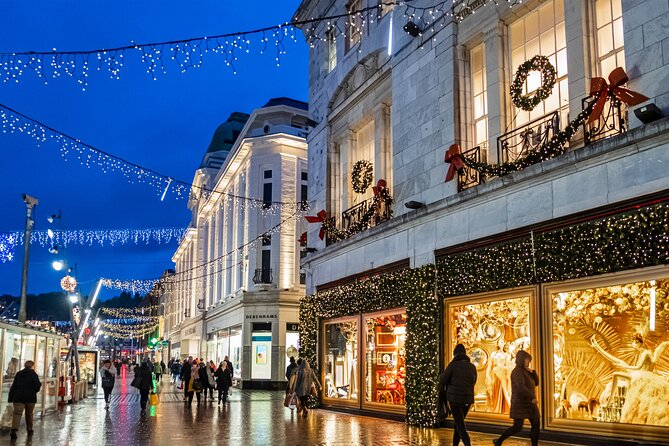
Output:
[509, 0, 568, 128]
[364, 311, 407, 406]
[470, 43, 488, 152]
[448, 295, 532, 415]
[595, 0, 625, 76]
[551, 278, 669, 427]
[323, 319, 358, 401]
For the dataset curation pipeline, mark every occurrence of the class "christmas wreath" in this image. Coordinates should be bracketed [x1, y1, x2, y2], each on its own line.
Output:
[510, 55, 556, 111]
[351, 160, 374, 194]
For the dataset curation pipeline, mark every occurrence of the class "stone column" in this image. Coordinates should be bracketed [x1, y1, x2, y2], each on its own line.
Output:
[338, 129, 356, 215]
[374, 103, 392, 187]
[484, 21, 507, 164]
[564, 0, 591, 146]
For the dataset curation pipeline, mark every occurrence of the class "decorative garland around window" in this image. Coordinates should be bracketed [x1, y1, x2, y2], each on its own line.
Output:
[299, 266, 439, 427]
[351, 160, 374, 194]
[510, 55, 556, 111]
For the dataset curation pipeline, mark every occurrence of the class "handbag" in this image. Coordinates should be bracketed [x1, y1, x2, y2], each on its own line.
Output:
[283, 393, 292, 408]
[101, 370, 114, 389]
[192, 378, 203, 391]
[149, 392, 159, 406]
[130, 376, 143, 389]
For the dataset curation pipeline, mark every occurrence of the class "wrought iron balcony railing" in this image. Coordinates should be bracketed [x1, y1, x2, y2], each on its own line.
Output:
[458, 143, 486, 192]
[341, 197, 392, 231]
[498, 110, 561, 164]
[252, 268, 273, 285]
[582, 93, 626, 145]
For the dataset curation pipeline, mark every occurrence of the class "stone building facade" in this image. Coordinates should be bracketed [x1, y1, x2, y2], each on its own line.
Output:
[295, 0, 669, 443]
[165, 98, 311, 389]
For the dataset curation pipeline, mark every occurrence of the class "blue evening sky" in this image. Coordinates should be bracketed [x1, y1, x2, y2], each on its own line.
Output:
[0, 0, 307, 299]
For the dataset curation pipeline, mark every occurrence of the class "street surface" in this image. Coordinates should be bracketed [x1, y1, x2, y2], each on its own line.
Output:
[1, 374, 576, 445]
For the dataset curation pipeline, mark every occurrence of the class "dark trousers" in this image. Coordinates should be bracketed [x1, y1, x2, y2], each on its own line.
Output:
[155, 373, 162, 381]
[498, 416, 540, 446]
[139, 389, 150, 410]
[187, 391, 201, 405]
[449, 403, 471, 446]
[183, 380, 189, 399]
[298, 395, 309, 412]
[204, 385, 213, 400]
[218, 388, 228, 403]
[103, 386, 113, 403]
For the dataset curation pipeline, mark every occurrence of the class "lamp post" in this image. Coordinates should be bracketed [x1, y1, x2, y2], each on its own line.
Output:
[18, 194, 38, 324]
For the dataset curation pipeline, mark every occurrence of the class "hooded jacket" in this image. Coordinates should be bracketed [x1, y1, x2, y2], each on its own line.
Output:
[438, 344, 477, 405]
[294, 360, 321, 397]
[509, 350, 539, 419]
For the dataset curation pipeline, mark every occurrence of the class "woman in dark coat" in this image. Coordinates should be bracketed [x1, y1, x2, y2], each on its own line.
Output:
[438, 343, 477, 446]
[135, 362, 153, 413]
[493, 350, 540, 446]
[215, 360, 233, 404]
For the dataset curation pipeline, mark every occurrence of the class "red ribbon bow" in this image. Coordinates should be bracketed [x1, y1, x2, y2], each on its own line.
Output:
[588, 67, 648, 124]
[444, 144, 465, 182]
[372, 179, 388, 197]
[305, 210, 328, 240]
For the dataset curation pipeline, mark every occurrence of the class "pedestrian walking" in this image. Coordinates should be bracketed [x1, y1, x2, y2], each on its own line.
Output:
[171, 359, 182, 384]
[438, 344, 477, 446]
[224, 355, 234, 394]
[286, 356, 297, 380]
[153, 360, 163, 382]
[493, 350, 540, 446]
[187, 362, 204, 406]
[133, 362, 153, 413]
[215, 361, 232, 405]
[181, 357, 192, 401]
[100, 359, 117, 410]
[204, 361, 216, 401]
[293, 359, 321, 418]
[8, 360, 41, 439]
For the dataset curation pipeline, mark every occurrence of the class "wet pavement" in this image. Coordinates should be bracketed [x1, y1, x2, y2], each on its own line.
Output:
[0, 374, 576, 446]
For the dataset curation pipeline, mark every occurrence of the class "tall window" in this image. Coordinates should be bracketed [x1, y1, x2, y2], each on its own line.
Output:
[377, 0, 395, 18]
[300, 171, 308, 210]
[595, 0, 624, 76]
[346, 0, 363, 52]
[262, 170, 272, 209]
[509, 0, 568, 125]
[327, 29, 337, 72]
[471, 43, 488, 151]
[350, 121, 375, 207]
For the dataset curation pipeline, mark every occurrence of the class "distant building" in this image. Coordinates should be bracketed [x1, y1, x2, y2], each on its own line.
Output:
[165, 98, 310, 389]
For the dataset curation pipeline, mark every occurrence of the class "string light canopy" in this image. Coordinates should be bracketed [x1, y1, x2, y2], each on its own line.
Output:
[0, 1, 521, 88]
[100, 305, 160, 317]
[0, 103, 311, 211]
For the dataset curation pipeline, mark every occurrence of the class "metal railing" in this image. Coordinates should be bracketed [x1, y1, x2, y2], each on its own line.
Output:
[252, 268, 273, 285]
[582, 93, 626, 145]
[458, 143, 486, 192]
[497, 111, 561, 164]
[341, 197, 392, 231]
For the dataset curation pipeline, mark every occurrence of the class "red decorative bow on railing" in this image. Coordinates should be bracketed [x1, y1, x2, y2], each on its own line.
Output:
[444, 144, 465, 182]
[305, 210, 328, 240]
[588, 67, 649, 124]
[372, 179, 388, 197]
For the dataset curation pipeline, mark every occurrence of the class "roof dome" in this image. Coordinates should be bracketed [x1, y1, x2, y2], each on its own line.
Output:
[206, 112, 249, 154]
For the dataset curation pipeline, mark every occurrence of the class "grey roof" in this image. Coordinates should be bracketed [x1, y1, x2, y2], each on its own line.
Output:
[205, 112, 249, 154]
[262, 97, 308, 111]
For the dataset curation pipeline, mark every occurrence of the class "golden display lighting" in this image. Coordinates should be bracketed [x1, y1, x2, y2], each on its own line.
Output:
[60, 275, 77, 292]
[100, 306, 160, 317]
[0, 1, 518, 87]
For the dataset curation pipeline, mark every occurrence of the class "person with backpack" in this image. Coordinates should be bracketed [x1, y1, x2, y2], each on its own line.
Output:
[100, 359, 117, 409]
[438, 344, 477, 446]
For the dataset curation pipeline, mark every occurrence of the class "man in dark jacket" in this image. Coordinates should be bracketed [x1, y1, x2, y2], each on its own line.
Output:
[438, 343, 477, 446]
[494, 350, 540, 446]
[180, 357, 192, 401]
[135, 362, 153, 413]
[8, 360, 42, 439]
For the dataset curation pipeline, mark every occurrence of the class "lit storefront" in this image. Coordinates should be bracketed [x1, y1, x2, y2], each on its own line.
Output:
[0, 321, 66, 421]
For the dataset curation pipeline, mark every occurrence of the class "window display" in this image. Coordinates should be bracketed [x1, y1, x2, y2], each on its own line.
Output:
[448, 295, 532, 414]
[364, 312, 406, 406]
[551, 278, 669, 427]
[323, 319, 358, 401]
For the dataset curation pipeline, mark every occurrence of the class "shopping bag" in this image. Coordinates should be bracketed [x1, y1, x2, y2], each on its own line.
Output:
[0, 404, 13, 429]
[283, 393, 292, 408]
[149, 392, 159, 406]
[130, 376, 143, 389]
[288, 393, 297, 410]
[178, 380, 184, 390]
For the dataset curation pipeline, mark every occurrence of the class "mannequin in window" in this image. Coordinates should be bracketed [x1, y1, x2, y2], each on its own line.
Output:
[486, 340, 513, 413]
[590, 333, 669, 425]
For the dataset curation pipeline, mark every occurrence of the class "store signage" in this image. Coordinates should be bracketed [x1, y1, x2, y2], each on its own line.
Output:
[245, 314, 277, 319]
[286, 323, 300, 332]
[184, 327, 197, 336]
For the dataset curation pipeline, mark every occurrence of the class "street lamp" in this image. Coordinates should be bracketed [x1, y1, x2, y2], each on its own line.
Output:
[18, 194, 38, 323]
[52, 260, 66, 271]
[68, 293, 79, 304]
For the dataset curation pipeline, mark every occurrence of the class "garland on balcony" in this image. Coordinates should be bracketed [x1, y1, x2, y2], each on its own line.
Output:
[299, 265, 439, 427]
[510, 55, 557, 111]
[351, 160, 374, 193]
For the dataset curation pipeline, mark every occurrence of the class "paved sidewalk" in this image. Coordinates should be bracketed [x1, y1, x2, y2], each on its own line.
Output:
[0, 374, 575, 445]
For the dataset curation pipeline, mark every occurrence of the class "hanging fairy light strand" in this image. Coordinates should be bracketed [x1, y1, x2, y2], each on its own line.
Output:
[0, 1, 521, 87]
[0, 103, 310, 210]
